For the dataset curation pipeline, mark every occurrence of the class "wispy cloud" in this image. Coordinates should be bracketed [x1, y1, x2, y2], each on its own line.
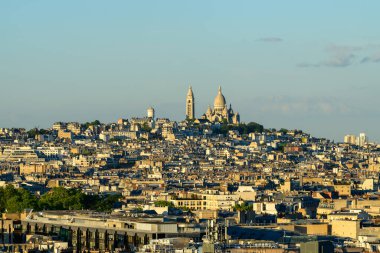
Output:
[256, 37, 283, 43]
[258, 96, 352, 115]
[322, 53, 356, 67]
[323, 44, 360, 67]
[298, 43, 380, 68]
[361, 52, 380, 63]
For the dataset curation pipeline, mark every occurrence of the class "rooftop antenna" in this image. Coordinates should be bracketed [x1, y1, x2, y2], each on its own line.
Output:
[26, 209, 34, 220]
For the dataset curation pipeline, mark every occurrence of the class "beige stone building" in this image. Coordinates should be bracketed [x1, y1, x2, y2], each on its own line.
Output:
[331, 219, 360, 239]
[171, 190, 238, 211]
[198, 86, 240, 124]
[294, 223, 330, 236]
[333, 183, 351, 197]
[58, 130, 73, 140]
[19, 163, 51, 175]
[317, 199, 348, 216]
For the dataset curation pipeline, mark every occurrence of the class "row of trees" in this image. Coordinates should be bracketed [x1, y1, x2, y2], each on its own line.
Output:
[154, 200, 174, 208]
[214, 122, 264, 135]
[0, 185, 120, 213]
[81, 120, 102, 129]
[27, 128, 50, 139]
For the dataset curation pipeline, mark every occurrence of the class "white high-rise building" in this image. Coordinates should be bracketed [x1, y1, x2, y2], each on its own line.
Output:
[357, 133, 368, 146]
[344, 135, 357, 145]
[147, 106, 155, 119]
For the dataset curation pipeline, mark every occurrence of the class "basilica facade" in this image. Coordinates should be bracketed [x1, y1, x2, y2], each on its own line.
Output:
[186, 86, 240, 125]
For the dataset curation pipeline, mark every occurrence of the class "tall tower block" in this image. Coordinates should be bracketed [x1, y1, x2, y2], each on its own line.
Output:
[186, 86, 195, 119]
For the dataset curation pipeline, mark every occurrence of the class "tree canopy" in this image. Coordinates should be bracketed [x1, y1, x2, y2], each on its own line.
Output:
[39, 187, 85, 210]
[0, 185, 38, 213]
[214, 122, 264, 135]
[233, 202, 253, 211]
[0, 185, 120, 213]
[81, 120, 101, 129]
[27, 128, 50, 138]
[141, 122, 152, 132]
[154, 200, 174, 208]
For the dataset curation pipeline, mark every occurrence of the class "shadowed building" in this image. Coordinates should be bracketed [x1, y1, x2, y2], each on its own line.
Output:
[1, 211, 201, 253]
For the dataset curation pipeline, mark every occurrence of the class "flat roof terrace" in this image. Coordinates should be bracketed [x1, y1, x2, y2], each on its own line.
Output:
[21, 211, 199, 239]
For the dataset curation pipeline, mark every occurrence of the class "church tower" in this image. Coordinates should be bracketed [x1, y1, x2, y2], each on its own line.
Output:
[186, 86, 195, 119]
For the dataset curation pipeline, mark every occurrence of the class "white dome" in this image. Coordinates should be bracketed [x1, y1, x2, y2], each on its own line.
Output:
[213, 86, 226, 109]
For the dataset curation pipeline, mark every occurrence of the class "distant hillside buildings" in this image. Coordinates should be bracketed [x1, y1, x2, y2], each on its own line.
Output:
[344, 133, 368, 146]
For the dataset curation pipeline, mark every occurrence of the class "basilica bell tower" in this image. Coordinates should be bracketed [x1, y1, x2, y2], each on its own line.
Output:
[186, 86, 195, 120]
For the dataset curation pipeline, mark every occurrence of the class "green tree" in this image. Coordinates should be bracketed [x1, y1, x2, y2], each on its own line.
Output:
[81, 148, 94, 156]
[82, 120, 101, 129]
[27, 128, 50, 139]
[108, 137, 123, 142]
[39, 187, 85, 210]
[154, 200, 174, 208]
[277, 143, 286, 152]
[141, 122, 152, 132]
[84, 194, 121, 212]
[214, 122, 264, 135]
[5, 197, 23, 213]
[18, 188, 38, 210]
[0, 186, 120, 213]
[0, 185, 38, 213]
[233, 202, 253, 211]
[245, 122, 264, 133]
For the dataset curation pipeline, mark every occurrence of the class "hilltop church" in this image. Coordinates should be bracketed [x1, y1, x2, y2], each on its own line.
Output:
[186, 86, 240, 125]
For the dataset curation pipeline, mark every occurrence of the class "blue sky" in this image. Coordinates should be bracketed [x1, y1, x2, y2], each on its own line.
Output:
[1, 1, 380, 142]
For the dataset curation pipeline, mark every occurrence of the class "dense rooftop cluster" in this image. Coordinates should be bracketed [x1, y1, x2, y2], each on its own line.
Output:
[1, 119, 380, 253]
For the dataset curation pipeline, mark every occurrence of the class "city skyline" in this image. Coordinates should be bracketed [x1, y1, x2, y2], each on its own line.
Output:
[0, 84, 376, 143]
[2, 2, 380, 251]
[1, 1, 380, 142]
